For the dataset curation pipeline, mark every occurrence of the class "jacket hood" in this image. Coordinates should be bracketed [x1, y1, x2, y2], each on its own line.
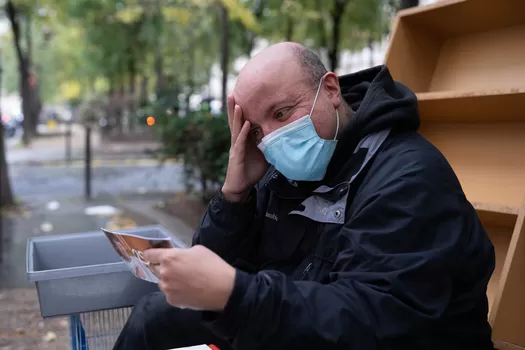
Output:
[325, 65, 420, 180]
[339, 65, 419, 136]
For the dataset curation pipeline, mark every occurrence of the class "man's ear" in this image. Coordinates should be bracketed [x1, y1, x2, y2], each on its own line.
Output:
[323, 72, 342, 109]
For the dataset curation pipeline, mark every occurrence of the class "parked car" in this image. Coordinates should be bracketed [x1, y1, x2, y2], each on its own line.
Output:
[1, 113, 23, 138]
[2, 119, 16, 138]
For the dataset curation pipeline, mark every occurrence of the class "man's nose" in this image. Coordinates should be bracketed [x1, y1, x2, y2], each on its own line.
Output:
[261, 121, 282, 138]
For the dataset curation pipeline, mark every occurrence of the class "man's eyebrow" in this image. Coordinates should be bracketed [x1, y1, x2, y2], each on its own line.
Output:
[268, 98, 299, 114]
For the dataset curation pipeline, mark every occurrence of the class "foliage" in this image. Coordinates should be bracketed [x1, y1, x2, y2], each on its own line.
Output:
[1, 0, 395, 103]
[155, 105, 230, 202]
[1, 0, 399, 196]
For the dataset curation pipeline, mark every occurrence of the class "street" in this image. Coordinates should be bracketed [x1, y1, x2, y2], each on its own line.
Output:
[8, 162, 186, 201]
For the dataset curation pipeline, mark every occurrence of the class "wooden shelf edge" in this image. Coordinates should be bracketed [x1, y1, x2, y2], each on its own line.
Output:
[397, 0, 466, 17]
[495, 339, 525, 350]
[416, 89, 525, 122]
[417, 89, 525, 101]
[473, 202, 520, 231]
[473, 202, 520, 216]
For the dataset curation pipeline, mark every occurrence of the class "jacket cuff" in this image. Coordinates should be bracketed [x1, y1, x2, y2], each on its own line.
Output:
[202, 269, 253, 337]
[208, 189, 256, 232]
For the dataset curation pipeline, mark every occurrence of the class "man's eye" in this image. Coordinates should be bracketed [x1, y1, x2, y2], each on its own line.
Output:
[275, 111, 286, 120]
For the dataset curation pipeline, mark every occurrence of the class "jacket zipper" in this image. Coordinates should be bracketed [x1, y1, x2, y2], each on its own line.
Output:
[297, 262, 312, 280]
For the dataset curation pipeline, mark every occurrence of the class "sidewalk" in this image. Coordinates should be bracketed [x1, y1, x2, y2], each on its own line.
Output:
[6, 124, 162, 166]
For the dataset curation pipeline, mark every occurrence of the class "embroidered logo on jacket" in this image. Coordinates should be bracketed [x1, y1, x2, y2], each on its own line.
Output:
[265, 212, 279, 221]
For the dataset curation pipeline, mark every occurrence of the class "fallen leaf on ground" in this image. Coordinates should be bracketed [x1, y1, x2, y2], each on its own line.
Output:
[40, 222, 53, 233]
[46, 201, 61, 211]
[43, 331, 57, 342]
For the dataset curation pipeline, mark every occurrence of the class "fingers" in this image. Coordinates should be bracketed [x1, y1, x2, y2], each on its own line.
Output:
[143, 248, 174, 264]
[149, 263, 161, 278]
[235, 120, 251, 154]
[231, 105, 243, 145]
[227, 94, 235, 130]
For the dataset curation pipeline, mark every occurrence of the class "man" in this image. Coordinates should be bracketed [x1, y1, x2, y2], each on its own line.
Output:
[113, 42, 495, 350]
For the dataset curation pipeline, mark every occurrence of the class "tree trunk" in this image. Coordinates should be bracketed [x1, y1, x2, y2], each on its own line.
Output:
[368, 37, 374, 67]
[115, 84, 125, 134]
[102, 80, 115, 140]
[219, 4, 229, 114]
[154, 0, 164, 97]
[24, 13, 41, 137]
[6, 1, 33, 146]
[0, 44, 14, 209]
[154, 45, 164, 97]
[185, 45, 196, 115]
[29, 83, 41, 136]
[400, 0, 419, 10]
[244, 0, 265, 56]
[139, 76, 149, 106]
[0, 123, 15, 208]
[285, 15, 294, 41]
[315, 0, 328, 60]
[328, 0, 348, 72]
[128, 57, 137, 132]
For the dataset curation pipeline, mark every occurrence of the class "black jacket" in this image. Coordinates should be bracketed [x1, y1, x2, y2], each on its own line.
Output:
[193, 65, 495, 350]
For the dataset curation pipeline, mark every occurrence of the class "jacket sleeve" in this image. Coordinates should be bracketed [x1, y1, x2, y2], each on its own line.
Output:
[192, 188, 262, 268]
[203, 156, 495, 349]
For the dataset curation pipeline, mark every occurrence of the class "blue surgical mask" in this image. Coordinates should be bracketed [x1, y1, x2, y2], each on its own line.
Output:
[257, 78, 340, 181]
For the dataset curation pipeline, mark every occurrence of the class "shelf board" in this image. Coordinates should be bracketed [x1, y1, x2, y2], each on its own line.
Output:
[416, 89, 525, 122]
[494, 340, 525, 350]
[419, 122, 525, 211]
[474, 203, 519, 229]
[473, 202, 519, 216]
[397, 0, 525, 38]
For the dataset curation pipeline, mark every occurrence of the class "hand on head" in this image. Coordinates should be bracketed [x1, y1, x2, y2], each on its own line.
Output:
[221, 95, 269, 202]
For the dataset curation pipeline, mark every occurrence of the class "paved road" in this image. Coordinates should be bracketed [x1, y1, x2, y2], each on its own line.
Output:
[5, 125, 160, 165]
[8, 162, 187, 202]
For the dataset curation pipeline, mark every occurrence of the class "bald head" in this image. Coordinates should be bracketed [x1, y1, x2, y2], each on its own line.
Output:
[232, 41, 344, 147]
[289, 43, 329, 90]
[237, 42, 327, 92]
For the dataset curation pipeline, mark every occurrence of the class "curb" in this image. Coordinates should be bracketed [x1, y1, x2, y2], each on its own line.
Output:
[9, 158, 180, 168]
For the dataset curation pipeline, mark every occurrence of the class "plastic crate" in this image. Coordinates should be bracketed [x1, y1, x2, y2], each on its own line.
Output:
[26, 225, 188, 349]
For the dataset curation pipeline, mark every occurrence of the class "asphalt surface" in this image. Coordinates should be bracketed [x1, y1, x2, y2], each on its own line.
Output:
[8, 162, 186, 201]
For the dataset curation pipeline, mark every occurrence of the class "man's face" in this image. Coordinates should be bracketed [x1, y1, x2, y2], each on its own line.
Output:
[233, 63, 342, 146]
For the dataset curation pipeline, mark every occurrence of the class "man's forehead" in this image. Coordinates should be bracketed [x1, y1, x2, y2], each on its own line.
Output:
[234, 79, 298, 120]
[234, 66, 307, 120]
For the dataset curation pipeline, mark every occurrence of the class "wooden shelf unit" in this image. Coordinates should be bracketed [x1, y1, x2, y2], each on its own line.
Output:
[386, 0, 525, 122]
[384, 0, 525, 348]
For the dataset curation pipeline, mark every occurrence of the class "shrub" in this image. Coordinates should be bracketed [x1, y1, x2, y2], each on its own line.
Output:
[155, 108, 230, 203]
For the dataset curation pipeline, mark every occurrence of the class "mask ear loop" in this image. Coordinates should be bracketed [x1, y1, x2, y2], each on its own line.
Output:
[334, 109, 340, 141]
[311, 76, 339, 141]
[309, 78, 324, 117]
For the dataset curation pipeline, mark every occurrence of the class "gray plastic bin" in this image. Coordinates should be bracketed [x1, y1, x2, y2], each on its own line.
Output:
[26, 225, 187, 318]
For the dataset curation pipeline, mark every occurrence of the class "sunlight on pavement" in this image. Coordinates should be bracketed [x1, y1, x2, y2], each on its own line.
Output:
[45, 201, 60, 211]
[104, 214, 137, 230]
[39, 222, 54, 233]
[84, 205, 120, 216]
